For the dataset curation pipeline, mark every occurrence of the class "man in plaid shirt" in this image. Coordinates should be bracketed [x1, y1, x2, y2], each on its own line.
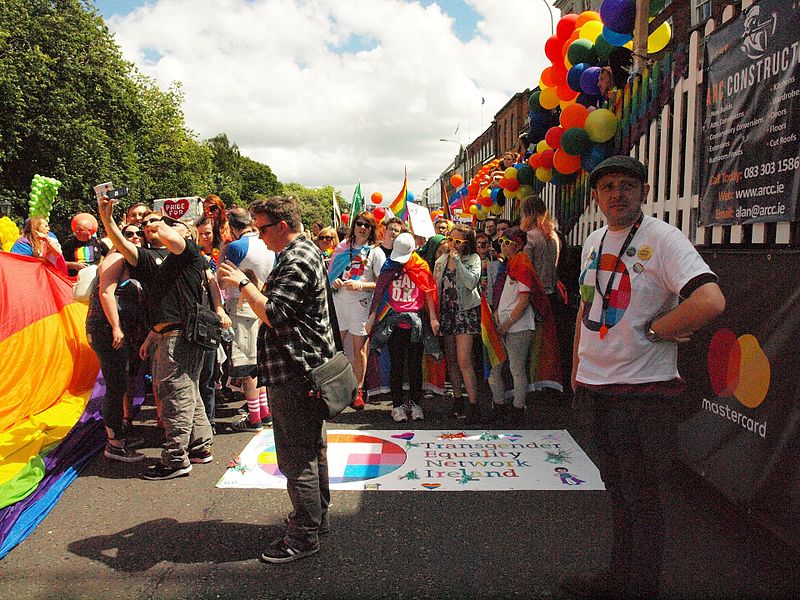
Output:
[219, 196, 335, 564]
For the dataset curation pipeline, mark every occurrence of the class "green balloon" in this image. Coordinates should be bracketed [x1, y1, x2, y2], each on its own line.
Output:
[567, 39, 597, 67]
[561, 127, 591, 155]
[529, 91, 543, 112]
[594, 34, 613, 64]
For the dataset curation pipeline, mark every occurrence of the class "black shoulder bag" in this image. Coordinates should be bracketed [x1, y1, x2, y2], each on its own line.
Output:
[185, 272, 223, 350]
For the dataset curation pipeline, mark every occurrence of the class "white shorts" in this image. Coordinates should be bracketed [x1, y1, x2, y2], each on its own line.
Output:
[333, 295, 371, 336]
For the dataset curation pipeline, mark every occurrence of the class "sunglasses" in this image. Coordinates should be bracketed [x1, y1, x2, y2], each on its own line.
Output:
[317, 235, 334, 241]
[499, 238, 519, 247]
[207, 205, 220, 213]
[123, 229, 142, 239]
[258, 221, 282, 235]
[143, 217, 162, 225]
[477, 241, 488, 248]
[446, 237, 465, 246]
[354, 221, 372, 229]
[386, 228, 402, 235]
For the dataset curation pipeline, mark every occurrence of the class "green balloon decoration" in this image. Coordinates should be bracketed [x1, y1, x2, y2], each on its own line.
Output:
[567, 39, 597, 67]
[28, 174, 62, 220]
[528, 91, 543, 112]
[594, 34, 614, 65]
[560, 127, 591, 155]
[516, 165, 536, 186]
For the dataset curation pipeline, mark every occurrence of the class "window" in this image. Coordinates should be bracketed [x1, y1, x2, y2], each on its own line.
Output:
[692, 0, 711, 27]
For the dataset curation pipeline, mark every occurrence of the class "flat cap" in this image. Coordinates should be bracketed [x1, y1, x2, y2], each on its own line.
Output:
[589, 155, 647, 188]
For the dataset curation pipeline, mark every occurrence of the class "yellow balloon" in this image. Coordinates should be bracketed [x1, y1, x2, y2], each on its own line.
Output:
[648, 21, 671, 54]
[480, 187, 491, 197]
[539, 86, 559, 110]
[536, 139, 551, 154]
[538, 76, 550, 90]
[504, 167, 517, 179]
[490, 204, 503, 215]
[536, 167, 553, 183]
[469, 204, 478, 214]
[579, 20, 603, 43]
[624, 39, 633, 50]
[584, 108, 618, 143]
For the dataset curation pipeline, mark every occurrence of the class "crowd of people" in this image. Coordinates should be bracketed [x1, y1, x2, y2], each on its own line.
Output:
[4, 156, 727, 592]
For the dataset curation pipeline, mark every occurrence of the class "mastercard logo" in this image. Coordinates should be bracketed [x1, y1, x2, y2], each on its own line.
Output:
[707, 329, 770, 408]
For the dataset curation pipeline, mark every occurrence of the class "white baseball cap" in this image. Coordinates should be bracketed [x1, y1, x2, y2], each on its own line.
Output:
[390, 232, 416, 264]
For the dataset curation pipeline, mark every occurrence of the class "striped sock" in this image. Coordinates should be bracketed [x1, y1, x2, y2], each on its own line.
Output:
[259, 393, 271, 419]
[246, 395, 261, 424]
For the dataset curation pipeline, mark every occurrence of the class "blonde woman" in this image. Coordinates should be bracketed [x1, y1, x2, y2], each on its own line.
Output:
[11, 217, 67, 274]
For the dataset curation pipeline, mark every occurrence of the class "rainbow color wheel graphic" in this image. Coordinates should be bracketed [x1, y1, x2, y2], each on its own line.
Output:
[259, 432, 407, 484]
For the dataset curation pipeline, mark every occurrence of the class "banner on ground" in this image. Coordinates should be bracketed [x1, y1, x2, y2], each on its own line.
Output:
[678, 250, 800, 549]
[698, 0, 800, 226]
[217, 429, 604, 491]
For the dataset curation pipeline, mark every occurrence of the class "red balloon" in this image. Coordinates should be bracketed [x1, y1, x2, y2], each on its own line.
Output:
[450, 173, 464, 188]
[479, 195, 493, 207]
[544, 35, 563, 64]
[560, 103, 589, 129]
[505, 179, 520, 192]
[556, 84, 579, 101]
[341, 213, 350, 225]
[372, 206, 385, 221]
[545, 126, 565, 150]
[498, 177, 509, 189]
[551, 62, 568, 86]
[553, 149, 582, 174]
[556, 13, 579, 41]
[540, 66, 556, 88]
[467, 182, 480, 194]
[528, 153, 542, 169]
[370, 192, 383, 204]
[540, 149, 555, 169]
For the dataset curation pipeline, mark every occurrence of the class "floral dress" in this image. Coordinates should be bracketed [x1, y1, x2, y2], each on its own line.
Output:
[439, 263, 480, 335]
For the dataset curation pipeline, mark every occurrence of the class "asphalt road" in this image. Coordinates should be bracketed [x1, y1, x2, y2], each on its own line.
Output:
[0, 393, 797, 600]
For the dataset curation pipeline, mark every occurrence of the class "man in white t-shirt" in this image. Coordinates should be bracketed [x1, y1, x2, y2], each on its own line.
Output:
[562, 156, 726, 600]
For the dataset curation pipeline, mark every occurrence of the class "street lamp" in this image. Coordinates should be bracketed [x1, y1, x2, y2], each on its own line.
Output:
[0, 199, 12, 217]
[540, 0, 554, 36]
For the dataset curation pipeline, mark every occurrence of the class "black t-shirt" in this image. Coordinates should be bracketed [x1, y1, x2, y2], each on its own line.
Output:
[62, 236, 108, 276]
[129, 243, 205, 328]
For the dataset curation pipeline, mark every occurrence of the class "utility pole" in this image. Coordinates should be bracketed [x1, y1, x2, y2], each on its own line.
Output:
[631, 0, 650, 77]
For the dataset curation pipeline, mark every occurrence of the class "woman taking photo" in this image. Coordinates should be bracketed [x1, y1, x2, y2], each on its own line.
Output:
[433, 224, 482, 424]
[488, 227, 537, 425]
[85, 223, 147, 461]
[328, 210, 386, 409]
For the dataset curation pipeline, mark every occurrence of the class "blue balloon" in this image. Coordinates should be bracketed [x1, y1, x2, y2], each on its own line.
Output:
[567, 63, 590, 93]
[580, 66, 602, 96]
[407, 191, 415, 202]
[581, 142, 615, 172]
[491, 187, 500, 201]
[603, 26, 633, 47]
[528, 111, 559, 144]
[576, 92, 598, 108]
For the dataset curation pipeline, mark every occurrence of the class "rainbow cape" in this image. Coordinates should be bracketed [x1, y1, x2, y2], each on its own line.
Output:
[369, 254, 438, 331]
[481, 294, 507, 378]
[327, 241, 371, 284]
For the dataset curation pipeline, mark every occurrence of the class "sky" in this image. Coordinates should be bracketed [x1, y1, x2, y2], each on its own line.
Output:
[91, 0, 559, 204]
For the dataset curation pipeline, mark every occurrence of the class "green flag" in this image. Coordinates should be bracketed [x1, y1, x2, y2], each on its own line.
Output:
[350, 181, 364, 217]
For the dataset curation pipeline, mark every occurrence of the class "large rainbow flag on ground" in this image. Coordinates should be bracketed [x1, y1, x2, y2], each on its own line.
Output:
[388, 170, 409, 222]
[0, 253, 101, 559]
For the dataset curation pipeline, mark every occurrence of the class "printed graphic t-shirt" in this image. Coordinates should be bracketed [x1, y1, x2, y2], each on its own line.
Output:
[496, 277, 535, 333]
[576, 215, 714, 385]
[338, 245, 386, 304]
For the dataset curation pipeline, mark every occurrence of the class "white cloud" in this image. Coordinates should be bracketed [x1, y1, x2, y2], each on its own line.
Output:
[109, 0, 557, 201]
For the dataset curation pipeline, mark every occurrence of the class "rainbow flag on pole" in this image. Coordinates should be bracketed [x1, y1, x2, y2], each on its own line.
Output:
[480, 294, 506, 378]
[389, 169, 408, 222]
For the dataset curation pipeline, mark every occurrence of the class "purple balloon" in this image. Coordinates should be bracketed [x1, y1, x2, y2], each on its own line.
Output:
[580, 66, 602, 96]
[600, 0, 636, 35]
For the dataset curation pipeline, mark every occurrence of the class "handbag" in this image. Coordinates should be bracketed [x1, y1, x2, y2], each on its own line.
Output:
[308, 351, 358, 420]
[185, 272, 222, 350]
[72, 264, 99, 304]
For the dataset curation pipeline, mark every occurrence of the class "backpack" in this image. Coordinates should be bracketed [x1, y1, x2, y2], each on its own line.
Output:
[72, 264, 99, 304]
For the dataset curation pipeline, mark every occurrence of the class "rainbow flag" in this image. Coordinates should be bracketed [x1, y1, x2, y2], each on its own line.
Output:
[388, 170, 408, 222]
[480, 294, 506, 378]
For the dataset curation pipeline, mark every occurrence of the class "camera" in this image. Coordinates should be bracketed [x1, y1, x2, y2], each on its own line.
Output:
[106, 187, 129, 201]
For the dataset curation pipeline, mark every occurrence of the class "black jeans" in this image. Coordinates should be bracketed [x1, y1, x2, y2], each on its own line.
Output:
[86, 322, 130, 439]
[576, 387, 679, 599]
[268, 380, 329, 549]
[388, 325, 424, 408]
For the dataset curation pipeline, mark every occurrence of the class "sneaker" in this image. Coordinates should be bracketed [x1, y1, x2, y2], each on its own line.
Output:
[559, 569, 624, 599]
[142, 462, 192, 480]
[409, 402, 424, 421]
[351, 389, 366, 411]
[104, 442, 145, 463]
[465, 403, 481, 426]
[260, 539, 320, 564]
[391, 406, 408, 422]
[188, 448, 213, 464]
[261, 405, 273, 425]
[451, 396, 466, 419]
[230, 416, 264, 432]
[490, 403, 507, 423]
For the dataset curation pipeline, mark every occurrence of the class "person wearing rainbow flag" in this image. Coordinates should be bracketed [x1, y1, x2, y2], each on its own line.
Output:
[366, 232, 439, 422]
[62, 212, 108, 276]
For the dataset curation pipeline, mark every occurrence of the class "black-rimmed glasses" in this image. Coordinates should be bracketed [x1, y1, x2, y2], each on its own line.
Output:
[258, 221, 282, 235]
[123, 229, 142, 239]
